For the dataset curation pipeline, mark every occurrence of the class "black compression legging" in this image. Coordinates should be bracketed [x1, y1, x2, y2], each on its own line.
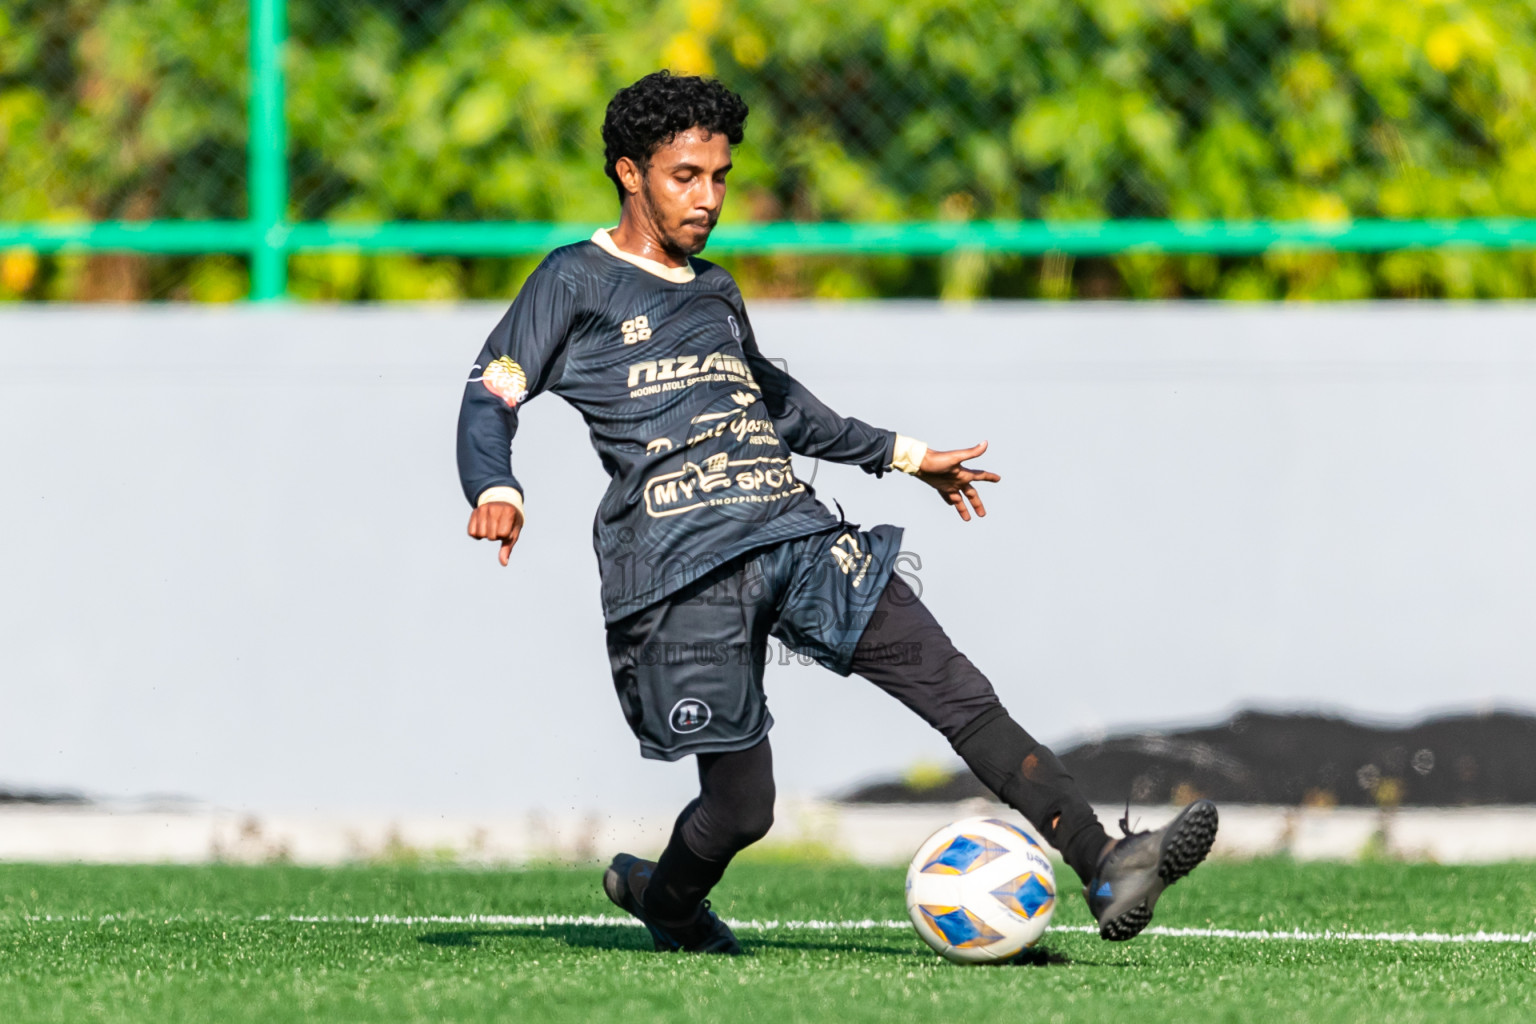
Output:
[643, 737, 776, 925]
[643, 573, 1111, 926]
[853, 574, 1110, 879]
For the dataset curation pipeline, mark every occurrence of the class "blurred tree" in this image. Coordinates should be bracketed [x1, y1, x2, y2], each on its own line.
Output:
[0, 0, 248, 298]
[2, 0, 1534, 299]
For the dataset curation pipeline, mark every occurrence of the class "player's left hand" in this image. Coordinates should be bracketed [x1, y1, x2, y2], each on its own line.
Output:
[916, 441, 1000, 522]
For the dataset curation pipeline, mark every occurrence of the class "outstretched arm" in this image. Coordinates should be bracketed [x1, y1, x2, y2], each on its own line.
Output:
[734, 303, 997, 519]
[737, 311, 925, 478]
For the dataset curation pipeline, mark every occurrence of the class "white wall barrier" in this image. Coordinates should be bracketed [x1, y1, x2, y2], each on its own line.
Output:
[2, 303, 1534, 817]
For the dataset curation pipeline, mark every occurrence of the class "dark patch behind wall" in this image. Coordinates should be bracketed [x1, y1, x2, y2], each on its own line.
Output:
[840, 711, 1536, 807]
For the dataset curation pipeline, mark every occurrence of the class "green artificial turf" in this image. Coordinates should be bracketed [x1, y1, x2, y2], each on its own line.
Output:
[0, 858, 1532, 1023]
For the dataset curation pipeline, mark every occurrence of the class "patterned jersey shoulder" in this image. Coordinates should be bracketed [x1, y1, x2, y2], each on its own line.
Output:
[685, 255, 739, 295]
[540, 240, 741, 308]
[534, 240, 617, 288]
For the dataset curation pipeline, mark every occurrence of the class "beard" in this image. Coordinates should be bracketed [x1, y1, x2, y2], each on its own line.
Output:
[641, 178, 715, 258]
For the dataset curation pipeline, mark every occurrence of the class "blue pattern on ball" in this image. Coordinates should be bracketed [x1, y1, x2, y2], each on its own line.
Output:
[919, 904, 1005, 948]
[920, 834, 1009, 875]
[991, 872, 1056, 920]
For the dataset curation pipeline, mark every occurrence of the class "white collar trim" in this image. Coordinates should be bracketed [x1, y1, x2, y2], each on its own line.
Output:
[591, 229, 696, 283]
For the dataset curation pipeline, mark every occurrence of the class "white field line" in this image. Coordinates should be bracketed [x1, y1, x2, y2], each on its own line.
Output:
[21, 913, 1536, 944]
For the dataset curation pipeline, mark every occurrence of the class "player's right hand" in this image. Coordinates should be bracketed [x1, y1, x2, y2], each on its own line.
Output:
[467, 502, 524, 566]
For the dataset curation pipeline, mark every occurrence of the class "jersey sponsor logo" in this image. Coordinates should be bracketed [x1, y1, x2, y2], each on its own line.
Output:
[628, 353, 701, 386]
[621, 315, 652, 345]
[730, 391, 755, 406]
[643, 454, 805, 517]
[473, 356, 529, 407]
[831, 531, 873, 588]
[645, 437, 674, 454]
[728, 314, 742, 340]
[669, 698, 712, 734]
[626, 350, 760, 397]
[685, 404, 779, 448]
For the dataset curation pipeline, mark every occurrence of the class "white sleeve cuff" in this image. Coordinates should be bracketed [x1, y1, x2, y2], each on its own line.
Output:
[476, 486, 525, 515]
[891, 435, 928, 475]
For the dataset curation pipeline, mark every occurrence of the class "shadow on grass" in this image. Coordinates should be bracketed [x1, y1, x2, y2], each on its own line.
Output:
[751, 940, 1130, 967]
[1013, 944, 1142, 968]
[731, 936, 922, 956]
[419, 926, 647, 952]
[417, 929, 1118, 967]
[418, 926, 920, 957]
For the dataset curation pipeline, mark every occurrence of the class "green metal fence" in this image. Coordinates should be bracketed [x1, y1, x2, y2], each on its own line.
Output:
[3, 0, 1535, 301]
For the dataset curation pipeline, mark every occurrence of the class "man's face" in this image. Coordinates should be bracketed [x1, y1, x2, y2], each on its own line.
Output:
[630, 127, 732, 257]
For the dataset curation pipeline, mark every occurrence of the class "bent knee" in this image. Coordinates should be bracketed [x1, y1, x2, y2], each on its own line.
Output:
[718, 785, 775, 852]
[732, 800, 775, 848]
[685, 790, 776, 860]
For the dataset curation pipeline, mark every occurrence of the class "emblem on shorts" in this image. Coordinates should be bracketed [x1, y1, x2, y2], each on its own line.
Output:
[831, 531, 872, 588]
[669, 698, 712, 734]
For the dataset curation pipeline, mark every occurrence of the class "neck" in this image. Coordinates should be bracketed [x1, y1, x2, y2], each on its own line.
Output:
[609, 205, 688, 268]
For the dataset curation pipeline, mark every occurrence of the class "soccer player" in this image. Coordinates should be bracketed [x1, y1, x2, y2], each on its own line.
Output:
[458, 71, 1217, 955]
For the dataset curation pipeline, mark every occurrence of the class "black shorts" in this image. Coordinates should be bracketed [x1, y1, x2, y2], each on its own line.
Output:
[606, 523, 903, 761]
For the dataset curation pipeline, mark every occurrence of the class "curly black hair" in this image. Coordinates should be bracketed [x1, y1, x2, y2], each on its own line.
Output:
[602, 71, 749, 202]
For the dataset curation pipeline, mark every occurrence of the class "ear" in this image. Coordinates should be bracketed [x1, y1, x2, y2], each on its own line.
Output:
[615, 156, 643, 197]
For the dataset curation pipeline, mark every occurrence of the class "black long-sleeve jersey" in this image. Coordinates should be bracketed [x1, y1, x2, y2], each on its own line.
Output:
[457, 231, 915, 622]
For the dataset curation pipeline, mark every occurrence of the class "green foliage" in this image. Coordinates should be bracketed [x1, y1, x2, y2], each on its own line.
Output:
[901, 759, 954, 792]
[3, 0, 1536, 299]
[0, 0, 247, 298]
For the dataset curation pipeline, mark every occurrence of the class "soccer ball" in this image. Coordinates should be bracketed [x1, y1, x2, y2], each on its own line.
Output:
[905, 816, 1057, 963]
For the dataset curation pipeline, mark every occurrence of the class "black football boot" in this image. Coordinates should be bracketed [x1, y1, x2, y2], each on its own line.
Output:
[602, 852, 747, 955]
[1084, 799, 1219, 941]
